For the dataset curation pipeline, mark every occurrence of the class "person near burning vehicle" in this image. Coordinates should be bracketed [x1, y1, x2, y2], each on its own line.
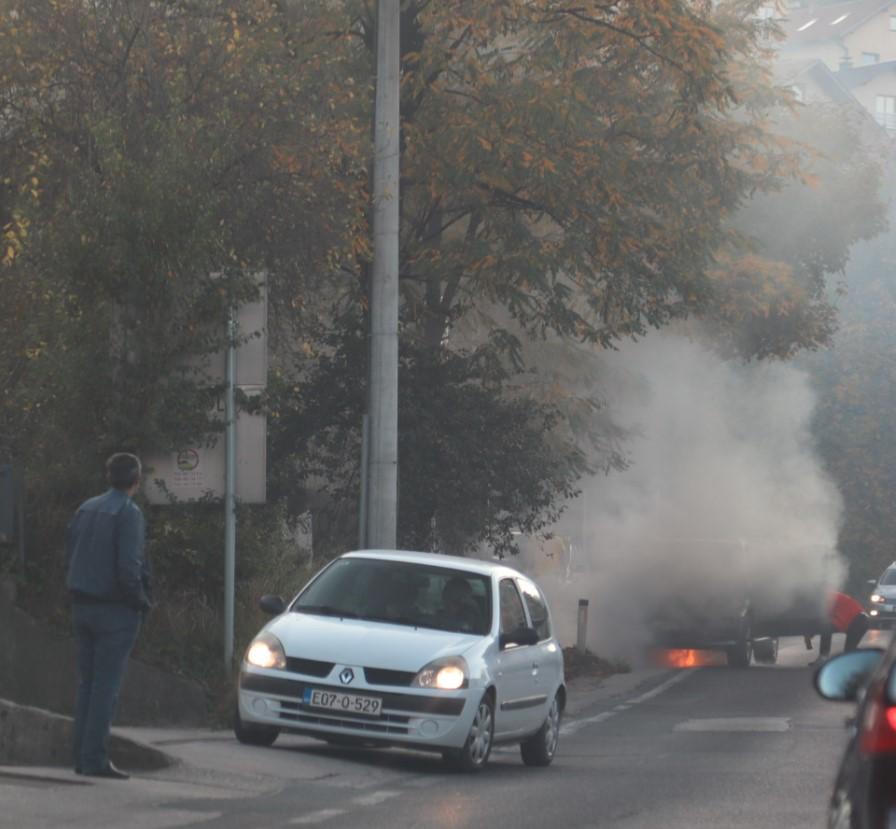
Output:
[805, 591, 870, 664]
[64, 453, 152, 779]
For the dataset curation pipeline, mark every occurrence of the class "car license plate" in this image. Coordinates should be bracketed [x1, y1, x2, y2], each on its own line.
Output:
[303, 688, 382, 717]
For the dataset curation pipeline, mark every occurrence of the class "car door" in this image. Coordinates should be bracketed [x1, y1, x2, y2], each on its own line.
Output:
[494, 577, 540, 737]
[517, 577, 562, 727]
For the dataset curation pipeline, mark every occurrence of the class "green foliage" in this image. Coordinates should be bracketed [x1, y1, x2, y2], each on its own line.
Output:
[0, 0, 363, 683]
[1, 0, 885, 688]
[805, 211, 896, 594]
[268, 326, 587, 557]
[136, 500, 311, 683]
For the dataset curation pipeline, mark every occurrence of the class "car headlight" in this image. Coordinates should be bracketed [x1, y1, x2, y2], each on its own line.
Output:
[245, 632, 286, 669]
[412, 656, 468, 690]
[871, 594, 885, 604]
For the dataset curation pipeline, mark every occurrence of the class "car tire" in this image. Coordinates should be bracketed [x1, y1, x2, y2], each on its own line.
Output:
[520, 693, 562, 767]
[753, 637, 779, 664]
[726, 621, 753, 668]
[233, 706, 280, 747]
[442, 693, 494, 772]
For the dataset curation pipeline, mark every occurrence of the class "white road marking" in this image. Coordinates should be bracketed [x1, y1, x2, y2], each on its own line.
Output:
[560, 710, 615, 735]
[290, 808, 347, 824]
[674, 717, 791, 733]
[561, 669, 700, 735]
[626, 669, 696, 705]
[352, 790, 401, 807]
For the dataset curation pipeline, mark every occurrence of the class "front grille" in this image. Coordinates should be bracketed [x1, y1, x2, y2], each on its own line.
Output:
[285, 657, 334, 678]
[278, 701, 411, 735]
[364, 667, 416, 686]
[240, 673, 466, 716]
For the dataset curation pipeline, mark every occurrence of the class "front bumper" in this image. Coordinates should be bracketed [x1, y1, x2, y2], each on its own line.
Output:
[238, 667, 475, 749]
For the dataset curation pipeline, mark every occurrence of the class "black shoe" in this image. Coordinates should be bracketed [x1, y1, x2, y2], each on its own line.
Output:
[82, 763, 130, 780]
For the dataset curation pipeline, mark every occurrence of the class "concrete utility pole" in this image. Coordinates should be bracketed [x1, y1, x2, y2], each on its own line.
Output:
[366, 0, 400, 549]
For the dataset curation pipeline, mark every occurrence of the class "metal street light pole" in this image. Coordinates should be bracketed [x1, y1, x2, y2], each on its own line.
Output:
[367, 0, 400, 550]
[224, 308, 237, 667]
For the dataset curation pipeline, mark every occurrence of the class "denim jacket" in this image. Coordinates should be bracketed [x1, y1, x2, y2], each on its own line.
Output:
[65, 488, 152, 611]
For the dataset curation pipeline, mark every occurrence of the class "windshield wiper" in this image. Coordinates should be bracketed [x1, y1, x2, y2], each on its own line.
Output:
[362, 614, 417, 627]
[294, 605, 359, 619]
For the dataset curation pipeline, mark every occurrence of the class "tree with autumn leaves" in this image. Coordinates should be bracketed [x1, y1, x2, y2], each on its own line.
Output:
[0, 0, 367, 655]
[271, 0, 883, 554]
[0, 1, 885, 673]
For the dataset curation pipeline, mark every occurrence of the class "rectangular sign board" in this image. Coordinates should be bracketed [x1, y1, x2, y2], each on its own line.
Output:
[143, 388, 267, 505]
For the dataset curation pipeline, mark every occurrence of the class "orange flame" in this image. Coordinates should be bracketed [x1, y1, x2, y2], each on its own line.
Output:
[651, 649, 723, 668]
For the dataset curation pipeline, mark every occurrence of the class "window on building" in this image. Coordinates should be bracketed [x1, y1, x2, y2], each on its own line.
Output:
[875, 95, 896, 130]
[890, 14, 896, 31]
[862, 52, 881, 65]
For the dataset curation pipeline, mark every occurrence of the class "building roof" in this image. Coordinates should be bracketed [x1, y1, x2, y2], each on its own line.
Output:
[776, 57, 864, 103]
[836, 57, 896, 86]
[780, 0, 895, 46]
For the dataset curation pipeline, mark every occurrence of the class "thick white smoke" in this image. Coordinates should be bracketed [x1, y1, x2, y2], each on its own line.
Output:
[543, 331, 845, 660]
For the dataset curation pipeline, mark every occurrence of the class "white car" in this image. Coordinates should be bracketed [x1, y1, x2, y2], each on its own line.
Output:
[235, 549, 566, 771]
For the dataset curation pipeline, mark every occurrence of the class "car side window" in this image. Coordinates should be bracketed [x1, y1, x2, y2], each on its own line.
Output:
[518, 578, 551, 641]
[499, 578, 528, 635]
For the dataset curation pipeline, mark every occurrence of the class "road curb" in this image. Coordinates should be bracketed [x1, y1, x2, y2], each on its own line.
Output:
[0, 698, 175, 773]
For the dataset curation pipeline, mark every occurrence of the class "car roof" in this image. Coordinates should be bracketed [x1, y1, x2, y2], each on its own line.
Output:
[342, 549, 528, 580]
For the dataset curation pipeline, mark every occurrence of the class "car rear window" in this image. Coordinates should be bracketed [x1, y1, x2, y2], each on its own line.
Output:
[292, 557, 492, 635]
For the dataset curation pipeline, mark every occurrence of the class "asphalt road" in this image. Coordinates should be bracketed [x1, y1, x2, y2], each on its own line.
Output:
[4, 634, 886, 829]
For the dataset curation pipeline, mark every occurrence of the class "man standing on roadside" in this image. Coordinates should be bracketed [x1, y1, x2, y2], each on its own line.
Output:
[65, 453, 152, 779]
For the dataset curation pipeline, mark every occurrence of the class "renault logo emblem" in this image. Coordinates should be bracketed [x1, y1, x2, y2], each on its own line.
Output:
[339, 668, 354, 685]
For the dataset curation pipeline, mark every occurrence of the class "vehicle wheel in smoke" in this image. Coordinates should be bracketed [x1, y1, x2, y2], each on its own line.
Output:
[726, 628, 753, 668]
[753, 637, 779, 664]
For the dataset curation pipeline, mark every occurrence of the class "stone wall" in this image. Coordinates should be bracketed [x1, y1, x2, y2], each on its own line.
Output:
[0, 577, 207, 726]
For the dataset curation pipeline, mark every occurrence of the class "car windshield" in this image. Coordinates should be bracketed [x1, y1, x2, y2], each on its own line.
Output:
[880, 569, 896, 586]
[291, 558, 493, 635]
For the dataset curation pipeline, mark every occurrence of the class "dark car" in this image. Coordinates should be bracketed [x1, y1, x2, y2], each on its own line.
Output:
[814, 636, 896, 828]
[868, 563, 896, 629]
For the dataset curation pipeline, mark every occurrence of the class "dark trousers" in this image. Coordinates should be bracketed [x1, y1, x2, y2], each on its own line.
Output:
[71, 603, 141, 773]
[818, 613, 871, 658]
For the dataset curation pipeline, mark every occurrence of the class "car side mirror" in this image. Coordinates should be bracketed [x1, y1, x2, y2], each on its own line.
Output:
[500, 626, 540, 649]
[814, 648, 884, 702]
[259, 594, 286, 616]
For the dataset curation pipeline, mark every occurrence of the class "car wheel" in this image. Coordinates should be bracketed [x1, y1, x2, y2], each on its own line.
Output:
[520, 692, 562, 767]
[753, 637, 778, 664]
[443, 693, 494, 772]
[233, 706, 280, 747]
[726, 635, 753, 668]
